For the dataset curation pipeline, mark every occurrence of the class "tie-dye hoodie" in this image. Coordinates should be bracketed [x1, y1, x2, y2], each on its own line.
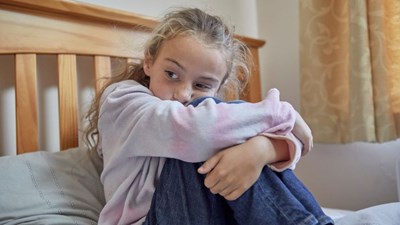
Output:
[97, 80, 303, 225]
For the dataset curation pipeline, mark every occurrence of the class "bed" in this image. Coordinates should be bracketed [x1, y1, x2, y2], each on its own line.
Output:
[0, 0, 399, 224]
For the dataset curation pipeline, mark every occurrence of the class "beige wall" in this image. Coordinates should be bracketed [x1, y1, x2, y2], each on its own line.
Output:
[80, 0, 259, 37]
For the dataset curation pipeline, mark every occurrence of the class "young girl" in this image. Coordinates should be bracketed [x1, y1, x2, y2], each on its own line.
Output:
[84, 7, 333, 225]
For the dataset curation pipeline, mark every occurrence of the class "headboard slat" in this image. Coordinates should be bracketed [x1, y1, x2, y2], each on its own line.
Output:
[58, 54, 78, 150]
[15, 53, 39, 154]
[243, 47, 262, 103]
[94, 56, 112, 94]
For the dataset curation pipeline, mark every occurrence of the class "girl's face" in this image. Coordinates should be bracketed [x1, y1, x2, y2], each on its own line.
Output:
[143, 35, 227, 105]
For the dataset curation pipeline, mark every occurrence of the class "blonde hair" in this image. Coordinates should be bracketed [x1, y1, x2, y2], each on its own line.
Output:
[83, 8, 252, 149]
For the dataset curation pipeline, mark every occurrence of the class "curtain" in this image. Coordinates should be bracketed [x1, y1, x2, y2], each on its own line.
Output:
[300, 0, 400, 143]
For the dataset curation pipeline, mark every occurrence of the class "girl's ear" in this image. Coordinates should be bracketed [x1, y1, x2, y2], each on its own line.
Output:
[143, 54, 153, 77]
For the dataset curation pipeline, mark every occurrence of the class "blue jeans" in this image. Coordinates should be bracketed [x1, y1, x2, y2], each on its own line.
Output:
[144, 97, 334, 225]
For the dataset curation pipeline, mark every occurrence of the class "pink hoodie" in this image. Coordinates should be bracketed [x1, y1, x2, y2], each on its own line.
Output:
[97, 80, 302, 225]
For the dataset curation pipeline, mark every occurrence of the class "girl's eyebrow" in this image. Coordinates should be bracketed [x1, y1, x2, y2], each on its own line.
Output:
[166, 58, 186, 72]
[165, 57, 220, 84]
[198, 76, 220, 84]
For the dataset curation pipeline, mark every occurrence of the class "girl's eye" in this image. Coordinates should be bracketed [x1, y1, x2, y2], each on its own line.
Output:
[195, 83, 212, 90]
[166, 71, 179, 80]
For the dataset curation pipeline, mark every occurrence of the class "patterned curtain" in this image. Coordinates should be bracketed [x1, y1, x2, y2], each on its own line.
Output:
[300, 0, 400, 143]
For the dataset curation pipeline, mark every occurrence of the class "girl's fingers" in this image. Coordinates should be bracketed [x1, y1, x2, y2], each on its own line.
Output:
[218, 184, 237, 198]
[197, 153, 221, 174]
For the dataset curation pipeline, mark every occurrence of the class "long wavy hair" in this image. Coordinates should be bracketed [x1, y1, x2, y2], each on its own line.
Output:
[83, 8, 253, 150]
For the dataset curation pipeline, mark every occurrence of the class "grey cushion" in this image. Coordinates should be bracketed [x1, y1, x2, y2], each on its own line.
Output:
[0, 148, 105, 225]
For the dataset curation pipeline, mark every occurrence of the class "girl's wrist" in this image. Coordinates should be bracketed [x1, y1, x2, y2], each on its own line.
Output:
[248, 136, 290, 165]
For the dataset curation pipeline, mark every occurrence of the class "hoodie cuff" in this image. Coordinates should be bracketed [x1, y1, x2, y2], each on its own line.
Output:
[260, 132, 302, 172]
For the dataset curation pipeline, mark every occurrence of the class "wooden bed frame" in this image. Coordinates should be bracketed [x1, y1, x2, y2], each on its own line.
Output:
[0, 0, 265, 155]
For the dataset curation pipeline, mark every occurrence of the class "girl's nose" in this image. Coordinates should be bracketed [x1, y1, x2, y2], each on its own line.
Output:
[173, 86, 192, 104]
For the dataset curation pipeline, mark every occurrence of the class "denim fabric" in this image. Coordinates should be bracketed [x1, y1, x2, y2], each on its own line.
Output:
[144, 97, 334, 225]
[187, 96, 243, 106]
[226, 167, 334, 225]
[144, 160, 234, 225]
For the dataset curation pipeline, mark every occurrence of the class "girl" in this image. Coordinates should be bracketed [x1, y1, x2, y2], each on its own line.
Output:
[84, 7, 333, 225]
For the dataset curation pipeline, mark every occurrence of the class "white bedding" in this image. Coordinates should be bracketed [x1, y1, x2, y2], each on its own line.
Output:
[322, 207, 354, 220]
[334, 202, 400, 225]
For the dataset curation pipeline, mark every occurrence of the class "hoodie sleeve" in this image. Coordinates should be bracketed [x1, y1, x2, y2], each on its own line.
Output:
[98, 80, 296, 163]
[261, 132, 303, 171]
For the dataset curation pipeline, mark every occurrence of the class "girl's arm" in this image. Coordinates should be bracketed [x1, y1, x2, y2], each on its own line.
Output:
[98, 80, 296, 163]
[197, 113, 313, 200]
[198, 134, 301, 201]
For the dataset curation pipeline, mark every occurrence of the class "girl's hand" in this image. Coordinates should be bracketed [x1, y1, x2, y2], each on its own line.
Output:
[292, 111, 313, 156]
[197, 136, 288, 201]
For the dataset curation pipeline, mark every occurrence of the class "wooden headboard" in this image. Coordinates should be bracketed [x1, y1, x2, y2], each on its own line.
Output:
[0, 0, 265, 155]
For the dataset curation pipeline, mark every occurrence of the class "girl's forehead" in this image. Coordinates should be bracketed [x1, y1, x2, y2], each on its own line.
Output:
[158, 35, 228, 79]
[161, 34, 224, 56]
